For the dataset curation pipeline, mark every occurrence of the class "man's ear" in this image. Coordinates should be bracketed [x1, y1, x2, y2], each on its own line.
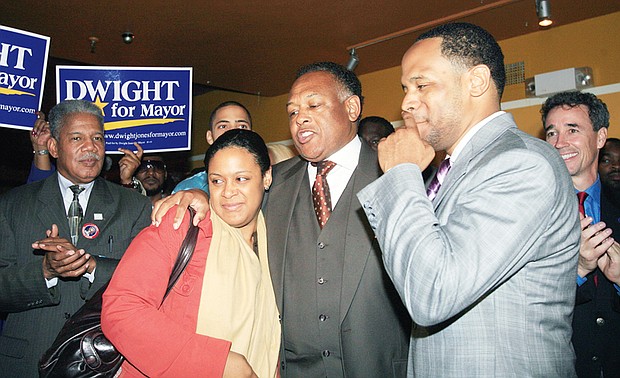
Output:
[206, 130, 214, 145]
[597, 127, 608, 149]
[344, 95, 361, 122]
[468, 65, 492, 98]
[48, 137, 59, 159]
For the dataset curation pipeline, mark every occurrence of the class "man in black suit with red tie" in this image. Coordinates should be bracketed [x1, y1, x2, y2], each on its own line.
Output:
[542, 91, 620, 377]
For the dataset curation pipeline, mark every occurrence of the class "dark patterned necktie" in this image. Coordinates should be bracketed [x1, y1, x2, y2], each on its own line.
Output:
[427, 158, 451, 201]
[68, 185, 84, 245]
[312, 160, 337, 229]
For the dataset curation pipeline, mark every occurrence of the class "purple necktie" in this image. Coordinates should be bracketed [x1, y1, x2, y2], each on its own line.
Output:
[427, 158, 451, 201]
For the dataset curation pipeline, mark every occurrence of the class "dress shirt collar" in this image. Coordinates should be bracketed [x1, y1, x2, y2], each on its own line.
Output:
[306, 135, 361, 208]
[307, 136, 361, 175]
[450, 111, 505, 162]
[325, 135, 362, 171]
[57, 173, 96, 214]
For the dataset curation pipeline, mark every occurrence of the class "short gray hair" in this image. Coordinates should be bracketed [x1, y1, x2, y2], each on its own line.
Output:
[48, 100, 104, 139]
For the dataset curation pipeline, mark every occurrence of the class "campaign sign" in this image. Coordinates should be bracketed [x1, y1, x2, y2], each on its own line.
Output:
[57, 66, 192, 153]
[0, 25, 50, 130]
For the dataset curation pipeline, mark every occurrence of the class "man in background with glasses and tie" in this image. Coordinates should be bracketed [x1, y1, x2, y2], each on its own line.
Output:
[542, 90, 620, 377]
[0, 99, 151, 377]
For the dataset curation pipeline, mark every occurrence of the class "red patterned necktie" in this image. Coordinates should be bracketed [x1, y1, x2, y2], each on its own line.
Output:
[426, 158, 451, 201]
[312, 160, 337, 229]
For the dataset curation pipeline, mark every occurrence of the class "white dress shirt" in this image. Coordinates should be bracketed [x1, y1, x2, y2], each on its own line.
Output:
[45, 173, 97, 288]
[449, 111, 505, 162]
[307, 136, 362, 210]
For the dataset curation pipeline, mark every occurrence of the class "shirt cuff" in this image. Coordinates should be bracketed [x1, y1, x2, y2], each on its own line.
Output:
[83, 267, 96, 284]
[576, 275, 587, 286]
[45, 277, 58, 289]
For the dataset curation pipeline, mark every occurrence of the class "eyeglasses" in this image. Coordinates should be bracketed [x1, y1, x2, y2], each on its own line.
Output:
[137, 159, 166, 173]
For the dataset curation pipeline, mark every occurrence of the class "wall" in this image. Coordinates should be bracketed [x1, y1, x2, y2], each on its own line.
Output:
[189, 11, 620, 167]
[500, 11, 620, 138]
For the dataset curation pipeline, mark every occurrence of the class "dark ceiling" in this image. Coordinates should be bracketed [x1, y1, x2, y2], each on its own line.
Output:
[0, 0, 619, 190]
[2, 0, 619, 97]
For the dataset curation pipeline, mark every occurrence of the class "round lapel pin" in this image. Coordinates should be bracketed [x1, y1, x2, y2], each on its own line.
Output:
[82, 223, 100, 239]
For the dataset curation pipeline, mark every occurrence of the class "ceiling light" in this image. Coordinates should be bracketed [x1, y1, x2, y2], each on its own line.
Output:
[122, 32, 134, 44]
[89, 36, 99, 53]
[346, 48, 359, 71]
[536, 0, 552, 27]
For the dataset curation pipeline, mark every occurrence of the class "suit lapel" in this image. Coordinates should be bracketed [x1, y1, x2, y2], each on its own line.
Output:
[266, 157, 308, 310]
[36, 175, 118, 248]
[36, 173, 71, 237]
[267, 143, 382, 321]
[433, 113, 516, 209]
[340, 142, 381, 321]
[78, 178, 118, 249]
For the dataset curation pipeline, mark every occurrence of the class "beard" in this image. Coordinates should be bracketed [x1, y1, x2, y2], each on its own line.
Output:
[145, 186, 163, 197]
[422, 88, 464, 152]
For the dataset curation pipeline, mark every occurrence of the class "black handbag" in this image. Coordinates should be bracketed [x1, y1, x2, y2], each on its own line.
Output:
[39, 208, 199, 378]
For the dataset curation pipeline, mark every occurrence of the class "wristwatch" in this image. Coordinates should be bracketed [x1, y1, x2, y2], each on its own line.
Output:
[121, 177, 146, 195]
[121, 177, 141, 189]
[35, 149, 49, 155]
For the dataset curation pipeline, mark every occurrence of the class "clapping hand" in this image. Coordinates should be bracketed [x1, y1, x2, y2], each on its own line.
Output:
[33, 224, 95, 279]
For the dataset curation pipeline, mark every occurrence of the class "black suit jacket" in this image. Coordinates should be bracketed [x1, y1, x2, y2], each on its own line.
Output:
[573, 187, 620, 378]
[0, 173, 151, 377]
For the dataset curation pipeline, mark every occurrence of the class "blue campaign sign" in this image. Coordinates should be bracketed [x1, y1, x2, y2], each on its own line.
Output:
[0, 25, 50, 130]
[57, 66, 192, 153]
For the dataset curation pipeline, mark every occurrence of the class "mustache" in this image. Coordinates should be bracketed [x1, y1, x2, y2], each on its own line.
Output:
[78, 152, 101, 161]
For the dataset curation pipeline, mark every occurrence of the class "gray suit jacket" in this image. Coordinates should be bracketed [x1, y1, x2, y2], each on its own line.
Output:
[358, 113, 580, 377]
[0, 173, 151, 377]
[265, 140, 410, 377]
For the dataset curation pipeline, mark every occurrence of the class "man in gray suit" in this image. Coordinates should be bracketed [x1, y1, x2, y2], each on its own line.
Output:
[0, 100, 151, 376]
[153, 62, 410, 377]
[357, 23, 580, 377]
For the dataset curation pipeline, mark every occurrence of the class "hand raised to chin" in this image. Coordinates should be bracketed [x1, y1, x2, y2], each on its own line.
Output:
[377, 114, 435, 173]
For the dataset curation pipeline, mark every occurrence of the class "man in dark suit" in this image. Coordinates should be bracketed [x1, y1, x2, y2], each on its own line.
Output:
[0, 100, 152, 377]
[266, 62, 409, 377]
[153, 62, 410, 377]
[542, 91, 620, 377]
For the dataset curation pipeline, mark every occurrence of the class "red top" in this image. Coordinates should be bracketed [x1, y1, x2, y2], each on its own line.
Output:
[101, 207, 231, 377]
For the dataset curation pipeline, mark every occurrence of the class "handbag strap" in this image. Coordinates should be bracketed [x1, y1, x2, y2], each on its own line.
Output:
[161, 207, 199, 304]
